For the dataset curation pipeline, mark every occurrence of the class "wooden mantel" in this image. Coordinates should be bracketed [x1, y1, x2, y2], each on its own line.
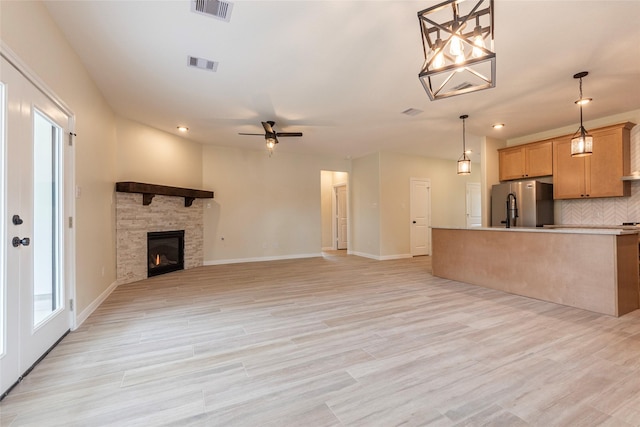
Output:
[115, 182, 214, 207]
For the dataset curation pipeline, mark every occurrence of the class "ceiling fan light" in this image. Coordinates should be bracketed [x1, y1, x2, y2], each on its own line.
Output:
[266, 137, 277, 157]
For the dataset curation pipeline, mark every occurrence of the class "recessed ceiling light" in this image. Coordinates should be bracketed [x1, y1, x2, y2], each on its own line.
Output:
[177, 126, 189, 132]
[575, 97, 592, 105]
[492, 123, 505, 129]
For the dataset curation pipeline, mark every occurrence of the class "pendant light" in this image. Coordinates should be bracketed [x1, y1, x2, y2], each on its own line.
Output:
[570, 71, 593, 157]
[418, 0, 496, 100]
[457, 114, 471, 175]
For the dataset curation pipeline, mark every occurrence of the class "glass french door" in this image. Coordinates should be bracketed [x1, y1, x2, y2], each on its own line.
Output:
[1, 55, 72, 397]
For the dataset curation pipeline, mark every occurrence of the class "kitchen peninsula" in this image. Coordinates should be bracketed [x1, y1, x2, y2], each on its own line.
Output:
[432, 227, 639, 317]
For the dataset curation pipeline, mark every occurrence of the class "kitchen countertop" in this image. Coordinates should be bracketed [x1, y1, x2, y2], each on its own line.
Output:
[431, 226, 639, 235]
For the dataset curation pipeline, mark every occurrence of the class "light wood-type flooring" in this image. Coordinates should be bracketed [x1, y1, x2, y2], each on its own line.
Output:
[2, 252, 640, 426]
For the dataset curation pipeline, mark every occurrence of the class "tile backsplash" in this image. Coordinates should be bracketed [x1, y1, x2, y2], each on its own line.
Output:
[558, 125, 640, 225]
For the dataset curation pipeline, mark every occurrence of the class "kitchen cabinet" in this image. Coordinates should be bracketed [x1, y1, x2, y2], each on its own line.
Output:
[553, 122, 634, 199]
[498, 140, 553, 181]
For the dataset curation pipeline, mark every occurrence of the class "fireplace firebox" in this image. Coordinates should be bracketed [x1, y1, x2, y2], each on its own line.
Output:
[147, 230, 185, 277]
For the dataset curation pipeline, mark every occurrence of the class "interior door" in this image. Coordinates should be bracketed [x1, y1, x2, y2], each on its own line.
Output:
[335, 185, 347, 250]
[466, 182, 482, 227]
[1, 56, 72, 397]
[410, 178, 431, 256]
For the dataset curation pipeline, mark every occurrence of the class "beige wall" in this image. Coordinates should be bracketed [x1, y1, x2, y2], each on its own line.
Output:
[379, 152, 481, 257]
[481, 136, 506, 226]
[201, 145, 350, 263]
[351, 153, 381, 257]
[1, 1, 117, 316]
[320, 171, 334, 249]
[115, 116, 204, 189]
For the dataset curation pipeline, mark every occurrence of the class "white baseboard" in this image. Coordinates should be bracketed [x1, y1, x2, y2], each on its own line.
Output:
[204, 252, 322, 266]
[74, 280, 118, 329]
[348, 251, 413, 261]
[321, 246, 334, 251]
[379, 253, 413, 260]
[348, 251, 378, 260]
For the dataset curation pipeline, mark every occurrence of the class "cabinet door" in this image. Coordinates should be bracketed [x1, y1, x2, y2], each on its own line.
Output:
[499, 147, 525, 181]
[525, 141, 553, 177]
[553, 137, 586, 199]
[589, 127, 630, 198]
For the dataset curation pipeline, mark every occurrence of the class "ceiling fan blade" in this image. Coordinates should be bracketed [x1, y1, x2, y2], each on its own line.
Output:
[275, 132, 303, 137]
[238, 133, 265, 136]
[262, 121, 275, 134]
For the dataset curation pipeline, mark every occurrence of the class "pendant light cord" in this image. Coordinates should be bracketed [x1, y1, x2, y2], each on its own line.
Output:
[578, 76, 585, 137]
[462, 117, 466, 152]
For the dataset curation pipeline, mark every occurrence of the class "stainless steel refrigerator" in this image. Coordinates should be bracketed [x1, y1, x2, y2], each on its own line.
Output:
[491, 181, 554, 227]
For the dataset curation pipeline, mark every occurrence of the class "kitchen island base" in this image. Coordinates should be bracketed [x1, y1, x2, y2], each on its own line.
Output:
[432, 227, 639, 317]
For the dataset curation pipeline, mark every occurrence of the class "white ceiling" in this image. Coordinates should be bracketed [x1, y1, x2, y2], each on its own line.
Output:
[44, 0, 640, 161]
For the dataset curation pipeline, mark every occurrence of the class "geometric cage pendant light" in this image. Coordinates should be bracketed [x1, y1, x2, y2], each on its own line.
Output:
[457, 114, 471, 175]
[418, 0, 496, 101]
[570, 71, 593, 157]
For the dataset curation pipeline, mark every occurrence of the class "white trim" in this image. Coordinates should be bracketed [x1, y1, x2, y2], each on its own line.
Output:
[204, 253, 322, 266]
[66, 123, 77, 330]
[321, 246, 334, 251]
[379, 254, 413, 260]
[0, 43, 74, 117]
[331, 185, 337, 250]
[75, 280, 118, 328]
[0, 79, 6, 358]
[348, 251, 413, 261]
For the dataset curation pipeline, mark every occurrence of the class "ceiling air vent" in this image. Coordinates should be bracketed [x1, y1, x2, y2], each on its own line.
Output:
[188, 56, 218, 72]
[191, 0, 233, 22]
[401, 108, 423, 116]
[452, 82, 473, 91]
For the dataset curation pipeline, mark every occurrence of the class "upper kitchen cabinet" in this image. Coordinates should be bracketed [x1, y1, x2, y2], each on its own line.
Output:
[498, 140, 553, 181]
[553, 122, 635, 200]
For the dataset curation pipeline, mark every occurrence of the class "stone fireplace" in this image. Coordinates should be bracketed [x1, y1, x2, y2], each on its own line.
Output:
[116, 190, 206, 284]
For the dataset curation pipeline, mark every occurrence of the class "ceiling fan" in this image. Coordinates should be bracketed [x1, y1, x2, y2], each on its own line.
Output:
[239, 121, 303, 156]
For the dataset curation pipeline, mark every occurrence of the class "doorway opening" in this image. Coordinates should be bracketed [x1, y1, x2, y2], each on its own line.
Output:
[320, 171, 349, 253]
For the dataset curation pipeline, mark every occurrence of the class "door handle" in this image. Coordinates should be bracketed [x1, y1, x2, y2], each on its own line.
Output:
[12, 237, 30, 247]
[412, 221, 417, 224]
[12, 215, 23, 225]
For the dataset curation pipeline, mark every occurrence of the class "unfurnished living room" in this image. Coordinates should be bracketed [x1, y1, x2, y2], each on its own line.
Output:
[1, 1, 640, 426]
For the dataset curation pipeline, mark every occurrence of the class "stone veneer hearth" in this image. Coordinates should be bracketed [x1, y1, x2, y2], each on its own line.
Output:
[116, 192, 204, 284]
